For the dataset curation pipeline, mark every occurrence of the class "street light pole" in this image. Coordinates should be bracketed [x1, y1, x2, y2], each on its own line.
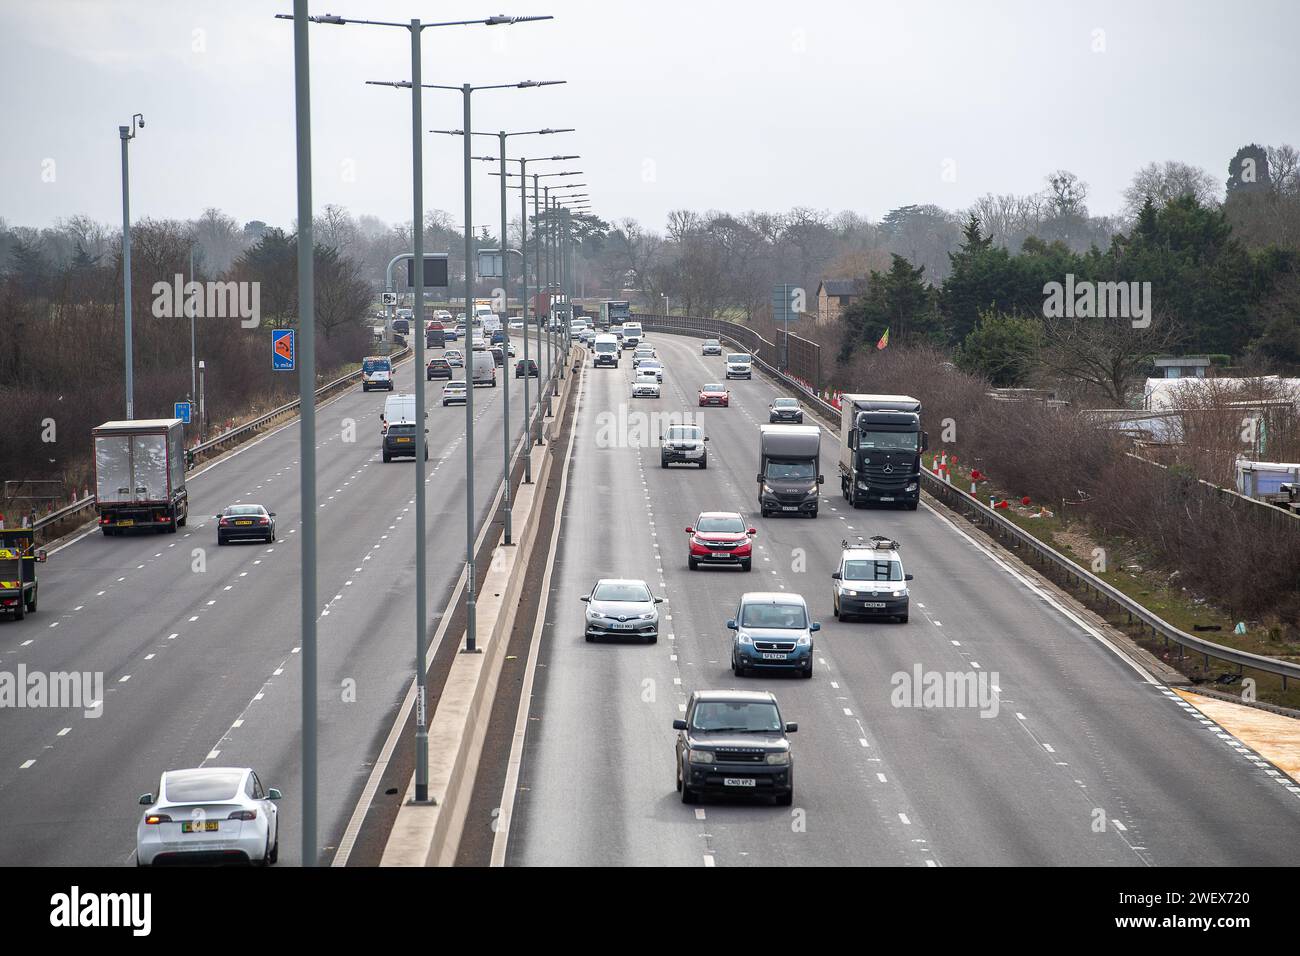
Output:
[119, 113, 143, 420]
[289, 0, 317, 866]
[461, 83, 479, 655]
[408, 19, 432, 800]
[518, 156, 532, 480]
[497, 129, 513, 545]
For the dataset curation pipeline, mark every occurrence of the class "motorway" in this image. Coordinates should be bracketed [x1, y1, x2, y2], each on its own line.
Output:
[0, 334, 550, 865]
[505, 331, 1300, 866]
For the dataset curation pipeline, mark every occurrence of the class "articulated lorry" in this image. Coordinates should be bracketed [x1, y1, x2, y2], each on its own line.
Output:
[93, 418, 189, 534]
[758, 424, 823, 517]
[838, 395, 927, 510]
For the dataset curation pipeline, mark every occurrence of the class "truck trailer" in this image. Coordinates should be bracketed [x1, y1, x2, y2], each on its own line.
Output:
[93, 418, 189, 534]
[758, 424, 823, 517]
[838, 394, 927, 510]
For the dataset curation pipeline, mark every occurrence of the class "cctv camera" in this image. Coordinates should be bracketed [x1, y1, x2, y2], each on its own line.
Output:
[138, 118, 145, 127]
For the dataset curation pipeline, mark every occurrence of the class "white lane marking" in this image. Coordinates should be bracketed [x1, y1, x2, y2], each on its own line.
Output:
[899, 813, 911, 825]
[703, 854, 715, 867]
[20, 760, 35, 769]
[118, 675, 131, 683]
[58, 727, 71, 736]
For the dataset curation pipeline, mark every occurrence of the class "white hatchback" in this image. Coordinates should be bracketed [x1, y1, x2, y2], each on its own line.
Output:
[136, 767, 280, 866]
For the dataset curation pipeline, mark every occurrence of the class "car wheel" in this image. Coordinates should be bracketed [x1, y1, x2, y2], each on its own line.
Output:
[13, 601, 25, 621]
[732, 657, 746, 678]
[681, 780, 698, 804]
[700, 456, 707, 469]
[898, 613, 909, 624]
[26, 590, 37, 613]
[802, 663, 813, 679]
[741, 558, 752, 572]
[906, 501, 919, 511]
[661, 457, 669, 469]
[647, 634, 657, 644]
[688, 557, 698, 571]
[833, 597, 839, 619]
[383, 451, 392, 462]
[776, 788, 793, 807]
[809, 507, 818, 518]
[585, 633, 594, 643]
[268, 828, 279, 864]
[676, 760, 683, 792]
[217, 537, 226, 546]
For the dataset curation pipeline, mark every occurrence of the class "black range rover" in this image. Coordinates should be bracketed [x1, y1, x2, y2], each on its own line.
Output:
[674, 690, 796, 805]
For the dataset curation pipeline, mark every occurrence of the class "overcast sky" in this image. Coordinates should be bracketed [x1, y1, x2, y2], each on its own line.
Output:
[3, 0, 1298, 234]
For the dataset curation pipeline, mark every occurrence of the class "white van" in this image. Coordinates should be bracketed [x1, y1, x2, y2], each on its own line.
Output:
[621, 322, 643, 349]
[592, 333, 620, 367]
[362, 355, 393, 391]
[471, 350, 497, 387]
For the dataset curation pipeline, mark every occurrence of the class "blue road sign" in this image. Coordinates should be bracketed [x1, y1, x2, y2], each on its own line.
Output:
[174, 402, 192, 424]
[272, 328, 295, 370]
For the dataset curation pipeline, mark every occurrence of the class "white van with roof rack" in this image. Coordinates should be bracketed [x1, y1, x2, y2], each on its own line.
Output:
[831, 535, 913, 623]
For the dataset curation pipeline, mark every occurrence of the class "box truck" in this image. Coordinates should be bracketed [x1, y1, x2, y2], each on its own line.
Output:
[758, 424, 823, 518]
[93, 418, 189, 534]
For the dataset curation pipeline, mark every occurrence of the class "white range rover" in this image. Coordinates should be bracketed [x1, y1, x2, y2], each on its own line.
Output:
[631, 369, 661, 399]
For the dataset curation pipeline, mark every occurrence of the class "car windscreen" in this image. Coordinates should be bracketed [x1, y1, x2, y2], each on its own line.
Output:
[773, 398, 798, 408]
[595, 342, 617, 352]
[726, 354, 749, 363]
[592, 582, 651, 603]
[843, 559, 903, 582]
[165, 769, 244, 803]
[858, 430, 920, 452]
[224, 505, 265, 516]
[704, 340, 720, 346]
[702, 384, 725, 392]
[765, 459, 816, 480]
[363, 359, 391, 373]
[697, 515, 745, 533]
[691, 700, 781, 733]
[740, 602, 807, 629]
[665, 427, 700, 441]
[641, 362, 662, 370]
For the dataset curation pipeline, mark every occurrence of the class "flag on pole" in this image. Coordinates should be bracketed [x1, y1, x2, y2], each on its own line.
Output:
[876, 327, 890, 351]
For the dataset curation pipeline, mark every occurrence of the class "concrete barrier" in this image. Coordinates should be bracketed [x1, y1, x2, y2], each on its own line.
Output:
[380, 348, 580, 866]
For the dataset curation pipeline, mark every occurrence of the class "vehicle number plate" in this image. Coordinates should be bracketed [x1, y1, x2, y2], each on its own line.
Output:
[761, 652, 786, 660]
[864, 602, 886, 608]
[118, 519, 134, 526]
[181, 821, 219, 833]
[781, 506, 799, 511]
[723, 778, 756, 788]
[235, 520, 253, 525]
[879, 496, 894, 502]
[711, 552, 732, 558]
[396, 437, 411, 443]
[611, 622, 634, 630]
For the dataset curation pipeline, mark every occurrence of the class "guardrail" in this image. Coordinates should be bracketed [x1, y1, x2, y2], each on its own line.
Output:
[636, 313, 822, 391]
[27, 347, 412, 538]
[650, 321, 1300, 690]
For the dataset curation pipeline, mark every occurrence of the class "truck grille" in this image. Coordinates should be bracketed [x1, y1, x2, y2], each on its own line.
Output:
[862, 462, 910, 490]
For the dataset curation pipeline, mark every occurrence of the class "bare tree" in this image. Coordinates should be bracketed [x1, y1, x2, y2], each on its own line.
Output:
[1122, 160, 1220, 221]
[1040, 309, 1181, 405]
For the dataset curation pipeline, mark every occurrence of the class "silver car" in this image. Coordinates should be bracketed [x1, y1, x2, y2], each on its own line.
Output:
[442, 380, 468, 406]
[702, 339, 722, 356]
[581, 578, 663, 643]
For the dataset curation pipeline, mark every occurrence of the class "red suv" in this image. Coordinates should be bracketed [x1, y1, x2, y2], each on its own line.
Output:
[686, 512, 756, 571]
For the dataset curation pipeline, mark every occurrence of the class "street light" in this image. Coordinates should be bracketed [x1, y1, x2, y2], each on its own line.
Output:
[407, 78, 563, 656]
[429, 123, 571, 538]
[118, 112, 144, 420]
[279, 9, 552, 851]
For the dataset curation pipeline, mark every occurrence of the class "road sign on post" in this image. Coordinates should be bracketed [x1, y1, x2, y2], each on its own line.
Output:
[173, 401, 193, 424]
[272, 328, 295, 370]
[381, 291, 398, 305]
[476, 249, 504, 279]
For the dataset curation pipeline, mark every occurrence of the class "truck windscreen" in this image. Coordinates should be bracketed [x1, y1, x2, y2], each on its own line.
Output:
[858, 431, 919, 452]
[765, 460, 816, 480]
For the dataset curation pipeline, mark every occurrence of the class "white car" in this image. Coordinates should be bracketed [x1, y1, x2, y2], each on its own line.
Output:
[632, 347, 657, 367]
[136, 767, 280, 866]
[444, 348, 464, 367]
[582, 578, 663, 643]
[509, 320, 524, 330]
[702, 339, 722, 356]
[442, 380, 468, 406]
[631, 370, 661, 399]
[725, 353, 753, 379]
[507, 342, 517, 358]
[639, 359, 664, 382]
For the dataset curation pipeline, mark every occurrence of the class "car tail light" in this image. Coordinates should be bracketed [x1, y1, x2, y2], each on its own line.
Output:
[145, 814, 171, 825]
[227, 810, 257, 821]
[257, 517, 269, 525]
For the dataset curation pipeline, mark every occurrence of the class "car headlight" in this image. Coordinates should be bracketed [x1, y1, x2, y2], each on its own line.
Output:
[737, 632, 753, 645]
[586, 609, 601, 621]
[905, 482, 918, 491]
[688, 749, 715, 764]
[762, 484, 774, 495]
[765, 752, 790, 766]
[896, 588, 909, 597]
[795, 634, 811, 646]
[640, 612, 657, 621]
[842, 589, 857, 597]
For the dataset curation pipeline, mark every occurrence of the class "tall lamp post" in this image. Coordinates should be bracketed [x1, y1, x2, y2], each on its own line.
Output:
[119, 112, 144, 420]
[431, 131, 573, 508]
[412, 79, 562, 654]
[279, 10, 552, 839]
